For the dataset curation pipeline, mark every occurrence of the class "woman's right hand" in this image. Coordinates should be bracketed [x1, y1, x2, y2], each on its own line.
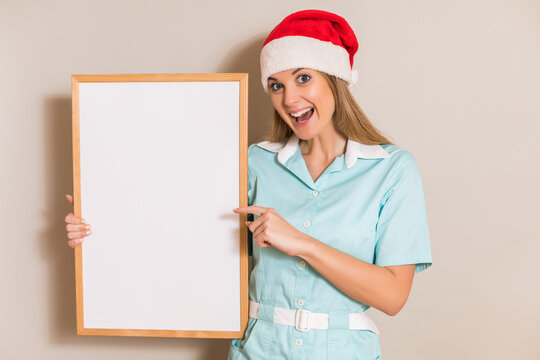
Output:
[64, 194, 92, 248]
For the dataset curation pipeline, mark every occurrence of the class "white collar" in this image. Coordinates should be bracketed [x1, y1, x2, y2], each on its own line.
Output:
[255, 133, 390, 168]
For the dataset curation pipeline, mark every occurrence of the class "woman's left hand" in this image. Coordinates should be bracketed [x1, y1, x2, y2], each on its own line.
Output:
[232, 206, 312, 257]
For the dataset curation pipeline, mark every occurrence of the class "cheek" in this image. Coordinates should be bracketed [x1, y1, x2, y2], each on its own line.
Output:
[324, 87, 335, 116]
[327, 97, 335, 116]
[275, 106, 292, 123]
[270, 96, 279, 109]
[307, 81, 333, 112]
[270, 98, 286, 117]
[315, 91, 335, 118]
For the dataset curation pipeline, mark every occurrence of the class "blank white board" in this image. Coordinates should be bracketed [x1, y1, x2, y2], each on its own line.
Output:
[71, 74, 249, 338]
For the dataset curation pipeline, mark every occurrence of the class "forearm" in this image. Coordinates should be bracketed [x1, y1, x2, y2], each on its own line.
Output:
[298, 234, 400, 316]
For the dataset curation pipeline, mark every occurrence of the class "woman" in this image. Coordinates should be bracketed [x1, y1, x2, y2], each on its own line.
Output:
[65, 9, 432, 360]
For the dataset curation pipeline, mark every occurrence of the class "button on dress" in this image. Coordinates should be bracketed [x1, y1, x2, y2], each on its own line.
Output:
[228, 133, 433, 360]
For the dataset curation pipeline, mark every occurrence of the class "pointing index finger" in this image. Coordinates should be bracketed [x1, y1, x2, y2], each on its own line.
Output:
[232, 206, 266, 216]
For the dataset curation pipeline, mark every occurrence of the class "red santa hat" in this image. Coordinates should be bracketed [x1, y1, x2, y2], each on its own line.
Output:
[260, 9, 359, 93]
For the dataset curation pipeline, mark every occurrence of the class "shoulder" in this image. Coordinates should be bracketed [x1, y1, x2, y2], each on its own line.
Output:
[377, 145, 427, 205]
[378, 144, 425, 190]
[248, 139, 287, 156]
[247, 140, 285, 174]
[250, 139, 287, 153]
[248, 139, 287, 161]
[379, 144, 419, 169]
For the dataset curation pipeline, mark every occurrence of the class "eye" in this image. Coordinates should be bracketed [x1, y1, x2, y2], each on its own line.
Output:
[298, 74, 311, 83]
[269, 83, 282, 92]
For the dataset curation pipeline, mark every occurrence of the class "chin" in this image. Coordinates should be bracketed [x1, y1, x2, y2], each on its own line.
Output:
[293, 130, 317, 141]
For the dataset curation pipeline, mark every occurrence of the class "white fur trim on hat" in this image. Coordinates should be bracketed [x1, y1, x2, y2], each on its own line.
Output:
[260, 35, 353, 93]
[348, 69, 359, 90]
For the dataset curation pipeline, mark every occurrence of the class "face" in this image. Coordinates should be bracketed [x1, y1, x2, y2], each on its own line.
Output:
[267, 68, 336, 139]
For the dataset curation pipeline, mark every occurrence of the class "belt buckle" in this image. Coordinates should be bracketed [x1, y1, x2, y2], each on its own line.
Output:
[294, 308, 310, 332]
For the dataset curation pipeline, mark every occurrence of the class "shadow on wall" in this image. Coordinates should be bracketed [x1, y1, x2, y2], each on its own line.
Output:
[38, 35, 271, 359]
[218, 32, 275, 145]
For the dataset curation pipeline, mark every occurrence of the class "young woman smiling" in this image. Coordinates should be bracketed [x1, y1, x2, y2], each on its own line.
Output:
[64, 9, 432, 360]
[229, 10, 432, 360]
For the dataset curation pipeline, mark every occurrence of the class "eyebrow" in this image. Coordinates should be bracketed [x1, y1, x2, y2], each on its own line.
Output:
[267, 68, 304, 82]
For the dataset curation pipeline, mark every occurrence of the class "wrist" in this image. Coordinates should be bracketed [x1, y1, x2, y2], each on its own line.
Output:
[296, 233, 318, 260]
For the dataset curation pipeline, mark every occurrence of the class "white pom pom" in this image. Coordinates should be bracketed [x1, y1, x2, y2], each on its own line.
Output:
[348, 69, 359, 91]
[351, 69, 359, 84]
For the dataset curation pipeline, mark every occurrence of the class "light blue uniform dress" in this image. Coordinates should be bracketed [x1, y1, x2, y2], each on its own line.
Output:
[227, 133, 432, 360]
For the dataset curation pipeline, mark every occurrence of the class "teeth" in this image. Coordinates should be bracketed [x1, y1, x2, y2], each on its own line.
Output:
[290, 108, 312, 117]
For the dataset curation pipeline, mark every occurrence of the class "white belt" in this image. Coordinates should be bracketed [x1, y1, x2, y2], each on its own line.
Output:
[249, 300, 379, 334]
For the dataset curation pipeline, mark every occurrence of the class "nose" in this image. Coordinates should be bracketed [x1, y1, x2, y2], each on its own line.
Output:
[283, 85, 301, 108]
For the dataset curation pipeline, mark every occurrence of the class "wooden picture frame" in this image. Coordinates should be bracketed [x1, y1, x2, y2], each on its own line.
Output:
[71, 73, 249, 338]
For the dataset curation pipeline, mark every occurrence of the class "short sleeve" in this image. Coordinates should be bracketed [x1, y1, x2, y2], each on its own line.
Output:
[374, 151, 432, 274]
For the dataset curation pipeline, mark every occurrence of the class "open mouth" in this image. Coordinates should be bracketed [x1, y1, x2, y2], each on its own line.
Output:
[290, 107, 314, 125]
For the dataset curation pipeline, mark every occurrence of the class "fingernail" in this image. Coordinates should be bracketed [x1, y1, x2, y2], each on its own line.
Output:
[81, 219, 86, 224]
[85, 224, 91, 229]
[86, 230, 92, 236]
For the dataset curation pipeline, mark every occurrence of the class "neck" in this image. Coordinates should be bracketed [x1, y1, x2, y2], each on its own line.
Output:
[299, 125, 347, 162]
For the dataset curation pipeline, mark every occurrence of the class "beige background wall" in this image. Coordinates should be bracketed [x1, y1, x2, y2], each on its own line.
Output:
[1, 0, 539, 359]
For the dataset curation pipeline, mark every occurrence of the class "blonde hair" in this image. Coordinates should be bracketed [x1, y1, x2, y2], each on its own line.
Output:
[265, 71, 394, 145]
